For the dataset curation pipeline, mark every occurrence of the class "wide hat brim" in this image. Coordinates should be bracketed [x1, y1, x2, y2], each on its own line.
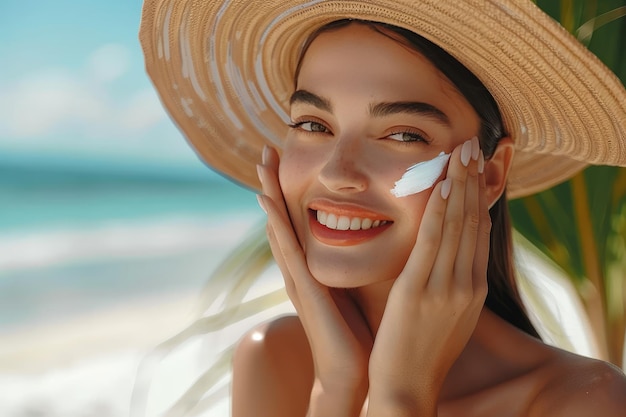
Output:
[139, 0, 626, 199]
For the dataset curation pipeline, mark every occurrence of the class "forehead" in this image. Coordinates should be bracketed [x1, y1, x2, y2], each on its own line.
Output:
[293, 23, 481, 143]
[296, 23, 461, 100]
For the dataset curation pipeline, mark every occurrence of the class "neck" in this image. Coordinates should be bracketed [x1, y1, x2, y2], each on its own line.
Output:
[349, 279, 395, 337]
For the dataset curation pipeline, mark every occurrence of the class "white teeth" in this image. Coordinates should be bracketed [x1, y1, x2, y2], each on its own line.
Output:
[337, 216, 351, 231]
[326, 213, 338, 229]
[316, 210, 387, 231]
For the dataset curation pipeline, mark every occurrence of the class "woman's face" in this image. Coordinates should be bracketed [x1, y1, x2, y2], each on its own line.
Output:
[279, 24, 480, 288]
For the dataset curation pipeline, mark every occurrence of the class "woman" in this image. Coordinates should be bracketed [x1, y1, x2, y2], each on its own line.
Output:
[139, 1, 626, 416]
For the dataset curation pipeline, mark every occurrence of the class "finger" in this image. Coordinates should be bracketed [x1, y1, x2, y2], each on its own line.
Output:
[264, 218, 301, 311]
[257, 146, 290, 221]
[395, 176, 449, 293]
[259, 194, 300, 308]
[262, 194, 356, 349]
[452, 137, 480, 290]
[263, 195, 328, 335]
[472, 151, 491, 296]
[260, 194, 324, 300]
[427, 139, 470, 291]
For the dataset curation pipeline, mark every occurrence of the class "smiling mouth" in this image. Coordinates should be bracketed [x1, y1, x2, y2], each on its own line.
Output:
[308, 209, 393, 246]
[315, 210, 390, 231]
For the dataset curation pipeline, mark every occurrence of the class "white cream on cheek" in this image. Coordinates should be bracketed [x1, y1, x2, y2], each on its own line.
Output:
[390, 152, 451, 198]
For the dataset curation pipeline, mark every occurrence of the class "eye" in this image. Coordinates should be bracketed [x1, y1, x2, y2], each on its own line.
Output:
[289, 121, 330, 133]
[387, 131, 430, 144]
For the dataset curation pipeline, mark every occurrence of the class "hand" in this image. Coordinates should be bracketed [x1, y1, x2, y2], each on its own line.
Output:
[257, 146, 373, 416]
[368, 138, 490, 416]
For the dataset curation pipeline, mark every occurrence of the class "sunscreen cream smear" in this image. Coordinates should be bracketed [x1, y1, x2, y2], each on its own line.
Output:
[390, 152, 451, 198]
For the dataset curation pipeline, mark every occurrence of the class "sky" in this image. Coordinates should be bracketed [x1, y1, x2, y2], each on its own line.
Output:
[0, 0, 212, 177]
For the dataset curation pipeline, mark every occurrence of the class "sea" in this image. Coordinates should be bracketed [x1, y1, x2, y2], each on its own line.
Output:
[0, 160, 286, 417]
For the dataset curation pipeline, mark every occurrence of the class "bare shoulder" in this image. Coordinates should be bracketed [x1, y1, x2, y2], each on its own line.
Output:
[234, 314, 311, 360]
[232, 315, 313, 417]
[531, 349, 626, 417]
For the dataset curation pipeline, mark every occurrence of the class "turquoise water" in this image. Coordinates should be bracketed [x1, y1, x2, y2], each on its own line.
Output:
[0, 163, 258, 232]
[0, 163, 263, 331]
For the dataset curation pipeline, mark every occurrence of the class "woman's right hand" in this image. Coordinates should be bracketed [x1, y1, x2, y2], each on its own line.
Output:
[257, 145, 372, 417]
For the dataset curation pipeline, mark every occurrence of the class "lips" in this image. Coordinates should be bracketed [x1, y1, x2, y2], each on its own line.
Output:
[308, 201, 392, 246]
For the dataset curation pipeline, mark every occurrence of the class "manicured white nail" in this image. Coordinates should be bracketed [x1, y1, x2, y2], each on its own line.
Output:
[262, 145, 270, 165]
[471, 136, 480, 161]
[461, 140, 472, 167]
[441, 178, 452, 199]
[256, 164, 264, 184]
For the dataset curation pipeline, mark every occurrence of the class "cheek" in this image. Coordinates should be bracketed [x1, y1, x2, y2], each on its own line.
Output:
[279, 144, 321, 250]
[393, 188, 434, 250]
[381, 194, 430, 278]
[278, 144, 313, 220]
[278, 145, 308, 198]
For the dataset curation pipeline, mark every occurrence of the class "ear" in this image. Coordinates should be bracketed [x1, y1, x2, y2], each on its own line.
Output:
[484, 137, 514, 208]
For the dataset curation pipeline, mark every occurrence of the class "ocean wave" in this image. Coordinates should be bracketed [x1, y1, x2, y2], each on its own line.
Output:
[0, 215, 264, 273]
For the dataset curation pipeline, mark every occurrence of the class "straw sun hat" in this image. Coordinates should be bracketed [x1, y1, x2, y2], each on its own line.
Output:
[140, 0, 626, 199]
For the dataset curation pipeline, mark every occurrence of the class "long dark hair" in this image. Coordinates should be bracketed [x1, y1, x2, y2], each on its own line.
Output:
[295, 19, 540, 338]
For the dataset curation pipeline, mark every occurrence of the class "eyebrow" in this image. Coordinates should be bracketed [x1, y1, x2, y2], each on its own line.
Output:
[370, 101, 450, 127]
[290, 90, 332, 112]
[289, 89, 450, 127]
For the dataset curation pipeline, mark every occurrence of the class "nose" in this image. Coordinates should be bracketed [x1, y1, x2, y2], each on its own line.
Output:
[317, 136, 368, 193]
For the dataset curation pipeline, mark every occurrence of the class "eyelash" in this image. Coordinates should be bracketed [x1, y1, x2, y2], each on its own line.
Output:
[387, 130, 431, 145]
[287, 120, 431, 145]
[287, 120, 330, 134]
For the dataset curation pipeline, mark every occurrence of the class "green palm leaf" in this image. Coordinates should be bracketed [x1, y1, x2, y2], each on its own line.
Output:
[512, 0, 626, 367]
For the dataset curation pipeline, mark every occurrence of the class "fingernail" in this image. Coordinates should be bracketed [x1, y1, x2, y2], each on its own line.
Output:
[471, 136, 480, 161]
[256, 164, 264, 184]
[441, 178, 452, 199]
[256, 194, 267, 213]
[461, 140, 472, 167]
[262, 145, 270, 165]
[478, 151, 485, 174]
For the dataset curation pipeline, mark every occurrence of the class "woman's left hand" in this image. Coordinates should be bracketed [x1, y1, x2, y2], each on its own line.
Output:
[367, 138, 490, 416]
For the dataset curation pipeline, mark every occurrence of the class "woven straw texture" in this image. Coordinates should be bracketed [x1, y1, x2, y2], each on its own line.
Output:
[140, 0, 626, 198]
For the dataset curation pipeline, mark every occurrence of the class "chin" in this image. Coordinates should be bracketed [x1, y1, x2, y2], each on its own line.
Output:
[306, 250, 407, 289]
[309, 270, 368, 289]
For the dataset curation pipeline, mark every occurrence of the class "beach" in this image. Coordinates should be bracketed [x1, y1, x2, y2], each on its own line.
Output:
[0, 291, 197, 416]
[0, 167, 286, 416]
[0, 284, 294, 417]
[0, 212, 298, 416]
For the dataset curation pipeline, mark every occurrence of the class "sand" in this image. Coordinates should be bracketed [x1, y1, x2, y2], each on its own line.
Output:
[0, 266, 294, 417]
